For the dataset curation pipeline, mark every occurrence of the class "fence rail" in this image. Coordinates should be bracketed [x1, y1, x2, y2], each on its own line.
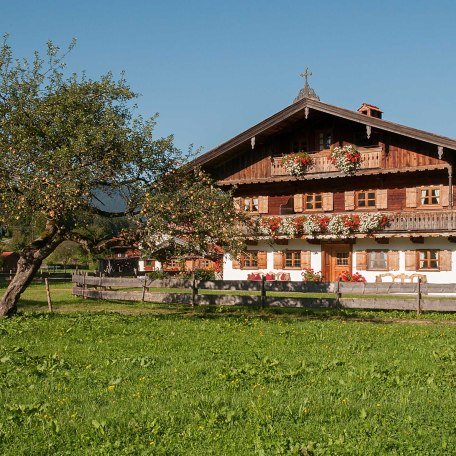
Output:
[72, 274, 456, 313]
[0, 272, 73, 284]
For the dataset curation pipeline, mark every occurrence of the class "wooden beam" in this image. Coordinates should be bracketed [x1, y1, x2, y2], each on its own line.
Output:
[410, 236, 425, 244]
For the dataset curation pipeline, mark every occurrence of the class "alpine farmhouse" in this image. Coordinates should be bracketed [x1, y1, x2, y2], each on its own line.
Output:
[192, 75, 456, 283]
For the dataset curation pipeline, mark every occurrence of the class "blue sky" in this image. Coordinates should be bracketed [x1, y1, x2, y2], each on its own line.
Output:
[1, 0, 455, 153]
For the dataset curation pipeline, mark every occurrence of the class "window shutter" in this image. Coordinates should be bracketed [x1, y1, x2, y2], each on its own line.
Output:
[257, 251, 267, 269]
[294, 194, 303, 213]
[233, 197, 241, 211]
[376, 189, 388, 210]
[232, 256, 241, 269]
[387, 250, 399, 271]
[258, 196, 269, 214]
[440, 186, 449, 207]
[405, 251, 416, 271]
[439, 250, 452, 271]
[273, 252, 284, 269]
[300, 251, 311, 269]
[322, 193, 333, 211]
[405, 188, 417, 208]
[356, 251, 367, 270]
[345, 191, 355, 211]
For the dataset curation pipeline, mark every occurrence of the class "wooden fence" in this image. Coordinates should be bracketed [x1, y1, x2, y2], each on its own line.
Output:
[0, 272, 73, 284]
[72, 274, 456, 313]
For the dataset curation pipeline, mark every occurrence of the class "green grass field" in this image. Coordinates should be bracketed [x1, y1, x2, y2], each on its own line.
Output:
[0, 283, 455, 455]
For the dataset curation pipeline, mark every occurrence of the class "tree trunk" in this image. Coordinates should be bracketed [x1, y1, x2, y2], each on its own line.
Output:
[0, 222, 64, 317]
[0, 255, 44, 316]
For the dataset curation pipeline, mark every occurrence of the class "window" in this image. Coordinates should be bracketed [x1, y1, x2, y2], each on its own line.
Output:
[165, 259, 182, 270]
[420, 187, 440, 206]
[318, 131, 332, 151]
[197, 259, 211, 269]
[242, 252, 258, 269]
[356, 191, 376, 208]
[418, 250, 439, 270]
[284, 251, 301, 269]
[336, 252, 349, 266]
[292, 140, 308, 153]
[305, 193, 323, 210]
[367, 250, 387, 270]
[243, 197, 259, 213]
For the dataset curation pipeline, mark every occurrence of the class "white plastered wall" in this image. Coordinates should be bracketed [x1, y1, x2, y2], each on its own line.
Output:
[223, 239, 322, 281]
[224, 237, 456, 283]
[353, 237, 456, 284]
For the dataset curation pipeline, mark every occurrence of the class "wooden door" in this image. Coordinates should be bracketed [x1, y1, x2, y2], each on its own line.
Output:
[322, 243, 352, 282]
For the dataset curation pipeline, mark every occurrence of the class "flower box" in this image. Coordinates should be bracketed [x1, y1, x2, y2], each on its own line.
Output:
[329, 145, 361, 175]
[281, 152, 314, 176]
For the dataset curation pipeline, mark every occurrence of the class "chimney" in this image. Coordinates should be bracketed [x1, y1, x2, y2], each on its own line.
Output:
[357, 103, 382, 119]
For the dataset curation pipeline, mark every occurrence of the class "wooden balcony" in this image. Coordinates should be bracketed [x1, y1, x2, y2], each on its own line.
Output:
[244, 211, 456, 238]
[271, 146, 382, 177]
[384, 210, 456, 233]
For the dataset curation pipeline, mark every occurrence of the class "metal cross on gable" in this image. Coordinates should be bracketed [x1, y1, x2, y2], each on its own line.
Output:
[300, 67, 312, 87]
[294, 67, 320, 102]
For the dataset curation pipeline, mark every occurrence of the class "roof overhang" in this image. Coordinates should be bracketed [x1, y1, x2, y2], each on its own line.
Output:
[191, 97, 456, 169]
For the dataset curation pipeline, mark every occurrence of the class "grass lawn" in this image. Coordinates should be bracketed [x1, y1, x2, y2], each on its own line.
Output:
[0, 283, 455, 454]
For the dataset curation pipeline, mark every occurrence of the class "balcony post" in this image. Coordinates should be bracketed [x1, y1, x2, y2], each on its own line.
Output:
[449, 165, 453, 209]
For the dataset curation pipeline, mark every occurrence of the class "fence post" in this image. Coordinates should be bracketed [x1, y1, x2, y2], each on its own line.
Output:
[141, 274, 148, 302]
[99, 273, 104, 299]
[82, 272, 87, 300]
[45, 278, 53, 313]
[191, 273, 198, 308]
[336, 279, 341, 308]
[261, 276, 266, 308]
[416, 278, 422, 316]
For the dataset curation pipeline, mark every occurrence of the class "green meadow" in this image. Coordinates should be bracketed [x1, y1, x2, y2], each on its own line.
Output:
[0, 283, 455, 455]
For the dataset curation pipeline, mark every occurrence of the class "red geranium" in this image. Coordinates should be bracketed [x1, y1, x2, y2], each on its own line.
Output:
[343, 214, 360, 231]
[338, 270, 366, 282]
[261, 216, 282, 237]
[318, 215, 330, 231]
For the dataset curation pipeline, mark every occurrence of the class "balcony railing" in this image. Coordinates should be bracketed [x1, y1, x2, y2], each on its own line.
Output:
[384, 210, 456, 233]
[271, 146, 382, 177]
[244, 211, 456, 237]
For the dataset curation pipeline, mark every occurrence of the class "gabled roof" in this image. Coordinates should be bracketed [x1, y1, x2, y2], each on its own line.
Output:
[192, 96, 456, 168]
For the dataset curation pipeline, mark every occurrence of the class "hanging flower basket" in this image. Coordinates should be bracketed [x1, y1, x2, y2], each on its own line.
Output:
[281, 152, 314, 176]
[329, 145, 362, 175]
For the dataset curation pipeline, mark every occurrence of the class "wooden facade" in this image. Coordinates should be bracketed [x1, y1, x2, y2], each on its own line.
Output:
[192, 94, 456, 282]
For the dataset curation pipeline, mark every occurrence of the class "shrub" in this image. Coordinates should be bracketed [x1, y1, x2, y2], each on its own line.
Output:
[146, 270, 167, 280]
[193, 269, 216, 281]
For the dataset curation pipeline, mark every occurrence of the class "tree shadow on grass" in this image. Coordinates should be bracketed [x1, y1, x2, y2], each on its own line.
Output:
[14, 298, 450, 325]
